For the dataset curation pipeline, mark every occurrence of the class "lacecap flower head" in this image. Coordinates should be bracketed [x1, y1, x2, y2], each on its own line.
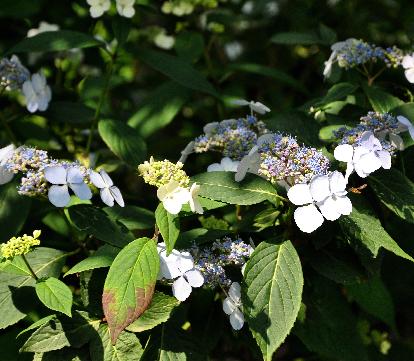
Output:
[1, 230, 41, 259]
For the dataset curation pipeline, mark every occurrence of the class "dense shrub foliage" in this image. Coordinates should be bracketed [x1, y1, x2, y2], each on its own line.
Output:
[2, 1, 414, 360]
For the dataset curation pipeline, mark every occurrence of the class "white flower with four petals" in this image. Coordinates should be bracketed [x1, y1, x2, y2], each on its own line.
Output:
[116, 0, 135, 17]
[44, 166, 92, 207]
[287, 171, 352, 233]
[157, 180, 191, 215]
[232, 99, 270, 115]
[89, 169, 124, 207]
[334, 132, 391, 180]
[22, 73, 52, 113]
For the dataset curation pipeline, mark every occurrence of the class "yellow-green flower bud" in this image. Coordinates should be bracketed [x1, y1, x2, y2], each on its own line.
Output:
[138, 157, 190, 188]
[1, 230, 41, 259]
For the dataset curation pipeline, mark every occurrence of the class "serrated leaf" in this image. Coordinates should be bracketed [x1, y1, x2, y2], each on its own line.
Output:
[17, 315, 56, 338]
[21, 311, 99, 353]
[191, 172, 280, 205]
[243, 239, 303, 361]
[155, 203, 180, 254]
[103, 205, 155, 230]
[363, 85, 404, 113]
[33, 347, 90, 361]
[98, 119, 147, 167]
[0, 248, 67, 329]
[90, 324, 143, 361]
[103, 237, 159, 344]
[0, 181, 31, 242]
[64, 245, 119, 277]
[347, 275, 396, 329]
[126, 292, 179, 332]
[369, 168, 414, 223]
[137, 48, 219, 97]
[7, 30, 103, 54]
[35, 278, 73, 316]
[339, 196, 414, 262]
[128, 81, 189, 138]
[68, 205, 134, 248]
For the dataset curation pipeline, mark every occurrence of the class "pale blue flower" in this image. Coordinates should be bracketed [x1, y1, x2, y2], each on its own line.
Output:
[89, 169, 124, 207]
[44, 166, 92, 207]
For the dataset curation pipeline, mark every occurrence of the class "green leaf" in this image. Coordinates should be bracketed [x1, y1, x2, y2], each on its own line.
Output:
[127, 81, 190, 138]
[68, 205, 134, 248]
[112, 17, 131, 47]
[295, 276, 368, 361]
[339, 196, 414, 262]
[363, 85, 404, 113]
[243, 239, 303, 361]
[271, 31, 326, 45]
[126, 291, 179, 332]
[0, 248, 67, 329]
[64, 245, 119, 277]
[8, 30, 103, 54]
[347, 275, 396, 329]
[316, 82, 358, 106]
[35, 277, 73, 316]
[17, 315, 57, 338]
[180, 196, 227, 214]
[155, 203, 180, 254]
[90, 324, 144, 361]
[45, 101, 94, 125]
[228, 63, 308, 94]
[0, 181, 31, 242]
[103, 237, 159, 344]
[136, 48, 219, 97]
[369, 168, 414, 224]
[175, 31, 205, 62]
[103, 205, 155, 230]
[98, 119, 147, 167]
[191, 172, 280, 205]
[21, 311, 100, 353]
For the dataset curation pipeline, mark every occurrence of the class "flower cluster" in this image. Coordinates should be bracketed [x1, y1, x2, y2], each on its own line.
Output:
[157, 243, 204, 301]
[324, 38, 404, 78]
[138, 157, 203, 215]
[193, 116, 268, 161]
[0, 55, 51, 113]
[333, 112, 414, 179]
[188, 236, 253, 287]
[1, 230, 41, 259]
[2, 145, 124, 208]
[0, 55, 30, 91]
[86, 0, 135, 18]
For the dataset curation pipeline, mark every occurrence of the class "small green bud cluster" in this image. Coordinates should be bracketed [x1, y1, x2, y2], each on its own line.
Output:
[138, 157, 190, 188]
[1, 230, 41, 259]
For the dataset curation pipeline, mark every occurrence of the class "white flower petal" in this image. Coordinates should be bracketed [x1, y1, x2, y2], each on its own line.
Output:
[67, 167, 84, 184]
[334, 195, 353, 216]
[89, 171, 106, 188]
[177, 252, 194, 273]
[402, 54, 414, 69]
[172, 276, 192, 301]
[44, 166, 67, 185]
[0, 144, 15, 163]
[207, 163, 223, 172]
[309, 175, 331, 202]
[376, 150, 391, 169]
[228, 282, 241, 303]
[293, 204, 324, 233]
[229, 308, 244, 330]
[317, 196, 341, 221]
[185, 269, 204, 287]
[334, 144, 354, 163]
[223, 297, 237, 315]
[162, 198, 184, 215]
[48, 184, 71, 207]
[70, 182, 92, 200]
[110, 186, 125, 207]
[0, 166, 14, 185]
[405, 68, 414, 84]
[389, 133, 404, 151]
[329, 171, 347, 194]
[356, 152, 382, 175]
[287, 183, 313, 205]
[100, 170, 114, 187]
[100, 187, 114, 207]
[221, 157, 239, 172]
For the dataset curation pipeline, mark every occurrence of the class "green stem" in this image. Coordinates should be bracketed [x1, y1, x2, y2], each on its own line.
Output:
[21, 254, 38, 281]
[85, 54, 115, 154]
